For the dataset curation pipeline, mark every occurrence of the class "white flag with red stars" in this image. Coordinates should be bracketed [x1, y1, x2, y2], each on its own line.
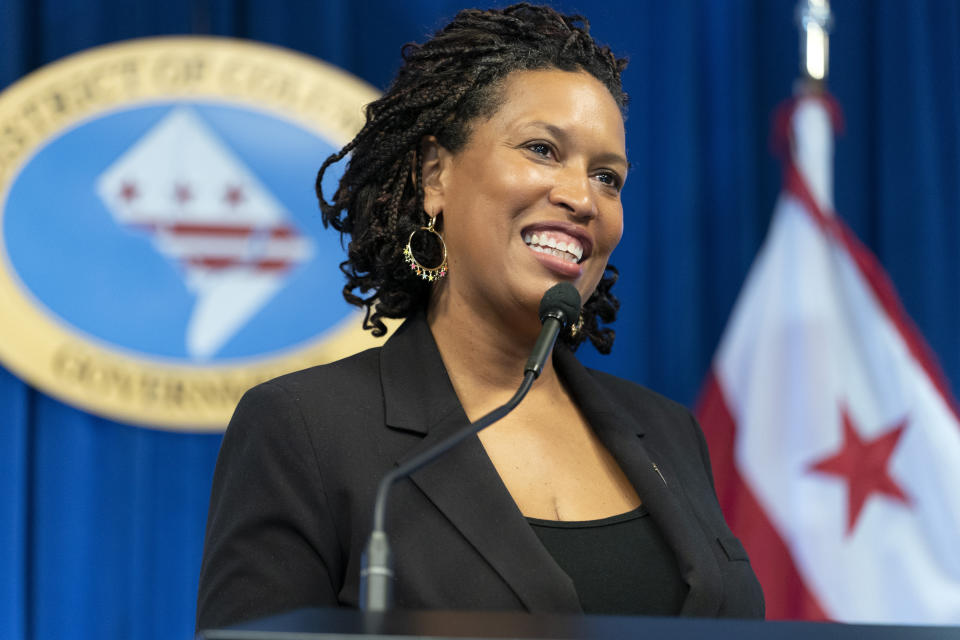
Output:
[696, 94, 960, 623]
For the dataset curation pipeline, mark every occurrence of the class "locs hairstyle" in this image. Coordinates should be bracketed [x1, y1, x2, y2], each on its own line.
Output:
[316, 3, 627, 353]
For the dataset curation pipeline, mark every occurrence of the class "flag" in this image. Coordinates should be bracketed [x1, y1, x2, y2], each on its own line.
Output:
[696, 92, 960, 624]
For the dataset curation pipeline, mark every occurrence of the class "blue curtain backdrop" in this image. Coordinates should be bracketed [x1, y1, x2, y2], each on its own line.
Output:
[1, 1, 958, 638]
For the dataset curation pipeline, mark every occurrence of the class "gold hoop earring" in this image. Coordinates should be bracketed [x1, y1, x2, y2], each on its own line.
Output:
[403, 215, 448, 282]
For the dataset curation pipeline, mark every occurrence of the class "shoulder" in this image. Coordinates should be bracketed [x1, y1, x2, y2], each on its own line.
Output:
[260, 345, 382, 396]
[586, 367, 695, 423]
[231, 345, 385, 431]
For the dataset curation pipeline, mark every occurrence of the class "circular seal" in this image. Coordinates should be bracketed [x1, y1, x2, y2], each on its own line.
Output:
[0, 37, 389, 431]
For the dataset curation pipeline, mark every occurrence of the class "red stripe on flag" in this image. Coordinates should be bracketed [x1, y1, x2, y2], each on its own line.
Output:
[782, 162, 960, 426]
[696, 372, 830, 621]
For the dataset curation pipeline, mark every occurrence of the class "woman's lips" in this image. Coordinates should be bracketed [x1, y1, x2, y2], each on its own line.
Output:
[520, 224, 593, 278]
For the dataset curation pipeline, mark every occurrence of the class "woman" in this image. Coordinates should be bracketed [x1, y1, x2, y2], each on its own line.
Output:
[196, 4, 764, 629]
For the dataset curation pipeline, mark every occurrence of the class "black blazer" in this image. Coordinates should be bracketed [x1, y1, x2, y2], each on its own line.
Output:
[196, 314, 764, 629]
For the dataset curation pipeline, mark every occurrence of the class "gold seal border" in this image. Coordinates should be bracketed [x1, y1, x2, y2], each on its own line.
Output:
[0, 37, 390, 431]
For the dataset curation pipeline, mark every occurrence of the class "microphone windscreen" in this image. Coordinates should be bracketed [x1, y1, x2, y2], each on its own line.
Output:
[538, 283, 581, 326]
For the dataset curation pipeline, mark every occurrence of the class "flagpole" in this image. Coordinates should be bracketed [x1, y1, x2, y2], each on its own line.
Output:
[796, 0, 833, 86]
[790, 0, 836, 215]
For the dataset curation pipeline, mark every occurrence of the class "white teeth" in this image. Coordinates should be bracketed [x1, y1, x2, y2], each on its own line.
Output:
[523, 231, 584, 263]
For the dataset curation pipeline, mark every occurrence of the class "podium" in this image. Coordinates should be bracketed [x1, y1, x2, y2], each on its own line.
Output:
[198, 608, 960, 639]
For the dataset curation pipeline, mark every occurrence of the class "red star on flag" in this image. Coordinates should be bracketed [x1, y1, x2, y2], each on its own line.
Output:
[809, 405, 910, 535]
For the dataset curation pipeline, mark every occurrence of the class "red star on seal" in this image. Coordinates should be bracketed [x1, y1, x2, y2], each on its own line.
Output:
[119, 181, 139, 202]
[809, 405, 910, 535]
[224, 185, 245, 207]
[174, 183, 193, 204]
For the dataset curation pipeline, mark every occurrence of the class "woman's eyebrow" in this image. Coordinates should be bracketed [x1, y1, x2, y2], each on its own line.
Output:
[522, 120, 628, 168]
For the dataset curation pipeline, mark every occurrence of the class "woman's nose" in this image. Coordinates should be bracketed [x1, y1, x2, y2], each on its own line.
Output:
[548, 168, 597, 219]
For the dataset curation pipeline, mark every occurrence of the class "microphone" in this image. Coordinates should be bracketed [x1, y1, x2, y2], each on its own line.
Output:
[525, 283, 582, 378]
[360, 283, 582, 611]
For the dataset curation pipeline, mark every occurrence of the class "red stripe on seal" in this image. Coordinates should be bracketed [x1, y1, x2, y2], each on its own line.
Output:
[131, 222, 298, 238]
[184, 257, 292, 271]
[170, 223, 297, 238]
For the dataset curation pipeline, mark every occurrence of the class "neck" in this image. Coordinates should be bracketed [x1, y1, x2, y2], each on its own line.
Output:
[426, 289, 562, 420]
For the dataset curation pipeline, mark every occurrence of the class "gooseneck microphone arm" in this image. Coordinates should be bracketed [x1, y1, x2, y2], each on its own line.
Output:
[361, 371, 537, 611]
[360, 283, 582, 612]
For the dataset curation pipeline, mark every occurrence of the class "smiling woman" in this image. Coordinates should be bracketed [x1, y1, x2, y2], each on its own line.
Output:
[196, 3, 765, 630]
[422, 69, 626, 340]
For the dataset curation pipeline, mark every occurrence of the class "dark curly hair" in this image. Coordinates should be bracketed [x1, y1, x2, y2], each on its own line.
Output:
[316, 3, 626, 353]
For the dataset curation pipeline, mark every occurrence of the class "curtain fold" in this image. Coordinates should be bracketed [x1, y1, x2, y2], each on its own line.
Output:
[2, 1, 959, 638]
[0, 368, 30, 640]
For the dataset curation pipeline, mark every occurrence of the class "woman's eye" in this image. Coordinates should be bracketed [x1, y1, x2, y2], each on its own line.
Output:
[596, 171, 622, 190]
[526, 143, 553, 158]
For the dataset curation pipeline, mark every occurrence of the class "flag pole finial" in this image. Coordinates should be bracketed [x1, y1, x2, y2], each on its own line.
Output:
[796, 0, 833, 85]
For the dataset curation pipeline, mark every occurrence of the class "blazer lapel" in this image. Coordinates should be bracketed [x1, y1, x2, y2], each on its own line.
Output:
[555, 348, 724, 617]
[379, 315, 581, 613]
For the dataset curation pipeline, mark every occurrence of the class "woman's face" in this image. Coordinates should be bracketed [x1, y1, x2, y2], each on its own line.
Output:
[423, 68, 627, 329]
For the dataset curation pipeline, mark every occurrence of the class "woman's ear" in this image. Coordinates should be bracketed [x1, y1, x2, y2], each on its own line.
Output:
[420, 135, 451, 214]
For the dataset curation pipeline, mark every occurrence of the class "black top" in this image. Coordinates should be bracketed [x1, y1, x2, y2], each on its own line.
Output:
[528, 507, 688, 616]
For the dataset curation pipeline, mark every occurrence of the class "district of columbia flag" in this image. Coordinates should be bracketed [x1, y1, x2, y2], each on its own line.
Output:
[696, 91, 960, 624]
